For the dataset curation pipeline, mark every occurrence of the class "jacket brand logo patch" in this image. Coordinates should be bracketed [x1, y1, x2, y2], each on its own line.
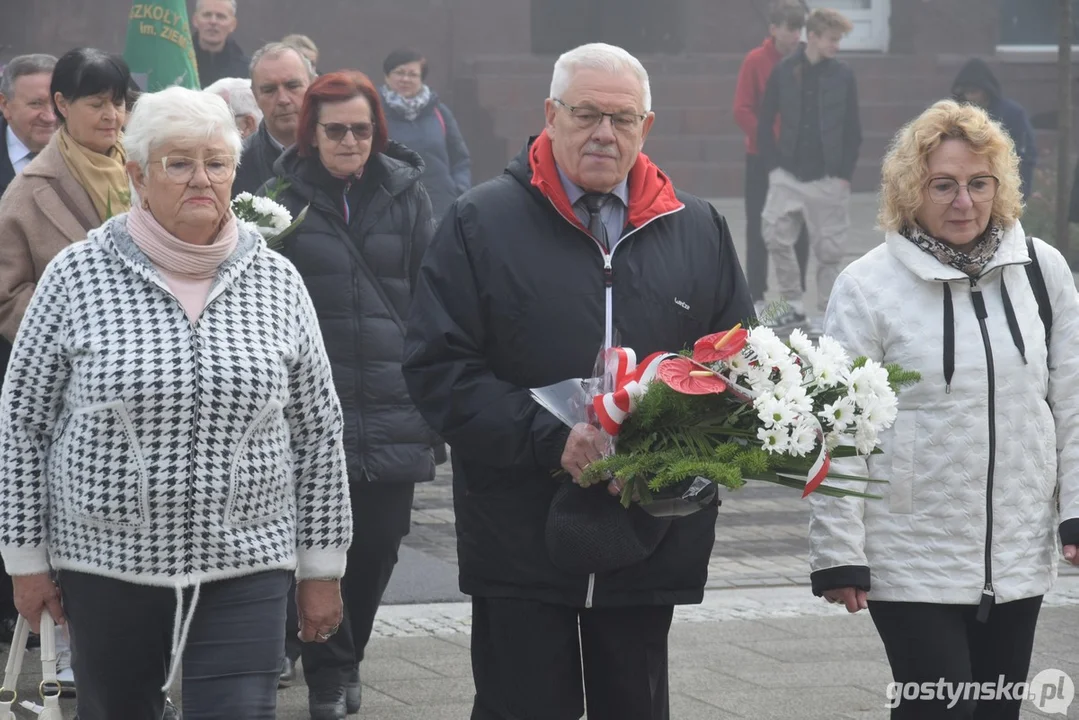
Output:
[674, 298, 691, 311]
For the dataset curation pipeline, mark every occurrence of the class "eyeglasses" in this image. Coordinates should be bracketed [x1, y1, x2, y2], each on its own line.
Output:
[552, 98, 647, 132]
[318, 122, 374, 143]
[390, 70, 421, 80]
[159, 155, 235, 184]
[926, 175, 999, 205]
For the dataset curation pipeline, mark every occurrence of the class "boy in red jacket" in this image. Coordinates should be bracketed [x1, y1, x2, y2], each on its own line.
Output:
[733, 0, 808, 316]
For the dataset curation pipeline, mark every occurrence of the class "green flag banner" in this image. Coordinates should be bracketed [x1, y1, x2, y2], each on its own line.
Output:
[123, 0, 200, 92]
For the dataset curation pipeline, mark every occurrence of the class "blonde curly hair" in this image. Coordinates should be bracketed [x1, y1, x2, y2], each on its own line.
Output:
[879, 99, 1023, 233]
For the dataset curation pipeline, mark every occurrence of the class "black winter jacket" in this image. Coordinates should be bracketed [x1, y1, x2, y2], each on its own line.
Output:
[194, 34, 250, 89]
[234, 122, 284, 198]
[402, 134, 755, 607]
[267, 141, 437, 485]
[758, 44, 862, 182]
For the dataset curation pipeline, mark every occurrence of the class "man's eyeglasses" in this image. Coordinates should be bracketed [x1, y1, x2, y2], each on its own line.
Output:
[925, 175, 999, 205]
[318, 122, 374, 143]
[159, 155, 235, 184]
[552, 98, 646, 132]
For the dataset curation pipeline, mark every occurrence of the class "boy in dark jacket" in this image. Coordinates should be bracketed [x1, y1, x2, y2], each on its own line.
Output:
[951, 58, 1037, 200]
[733, 0, 809, 315]
[758, 8, 861, 330]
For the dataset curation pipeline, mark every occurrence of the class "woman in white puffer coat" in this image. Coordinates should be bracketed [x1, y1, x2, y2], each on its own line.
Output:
[808, 100, 1079, 720]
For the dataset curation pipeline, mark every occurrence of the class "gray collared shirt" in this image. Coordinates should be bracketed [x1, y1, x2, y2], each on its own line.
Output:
[556, 165, 629, 252]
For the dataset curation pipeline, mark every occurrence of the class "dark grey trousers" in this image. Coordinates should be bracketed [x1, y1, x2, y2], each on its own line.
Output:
[60, 569, 290, 720]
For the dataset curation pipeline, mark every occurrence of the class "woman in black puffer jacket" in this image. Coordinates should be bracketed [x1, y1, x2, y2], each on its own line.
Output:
[260, 70, 436, 720]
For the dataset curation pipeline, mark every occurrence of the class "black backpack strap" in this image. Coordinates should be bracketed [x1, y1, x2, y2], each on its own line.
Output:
[1025, 236, 1053, 350]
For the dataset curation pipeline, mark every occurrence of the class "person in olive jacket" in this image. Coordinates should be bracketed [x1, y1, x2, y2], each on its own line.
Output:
[402, 43, 753, 720]
[261, 70, 436, 720]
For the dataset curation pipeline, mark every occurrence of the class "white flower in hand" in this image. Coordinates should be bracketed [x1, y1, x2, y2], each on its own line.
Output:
[788, 420, 819, 456]
[854, 417, 879, 455]
[788, 327, 814, 357]
[820, 398, 857, 431]
[756, 395, 796, 429]
[757, 425, 790, 453]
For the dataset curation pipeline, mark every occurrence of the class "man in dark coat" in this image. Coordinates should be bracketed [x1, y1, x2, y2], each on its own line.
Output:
[952, 57, 1037, 199]
[402, 42, 753, 720]
[192, 0, 250, 88]
[232, 42, 314, 197]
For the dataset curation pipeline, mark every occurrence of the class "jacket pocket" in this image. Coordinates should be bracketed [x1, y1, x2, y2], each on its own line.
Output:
[54, 401, 150, 529]
[886, 411, 916, 515]
[224, 400, 293, 527]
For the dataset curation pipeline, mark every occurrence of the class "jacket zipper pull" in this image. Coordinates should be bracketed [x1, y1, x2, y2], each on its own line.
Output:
[976, 582, 994, 623]
[969, 281, 988, 321]
[603, 253, 613, 287]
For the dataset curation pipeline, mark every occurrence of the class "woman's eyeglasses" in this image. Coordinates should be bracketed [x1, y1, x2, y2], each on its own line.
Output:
[318, 122, 374, 143]
[925, 175, 999, 204]
[159, 155, 235, 184]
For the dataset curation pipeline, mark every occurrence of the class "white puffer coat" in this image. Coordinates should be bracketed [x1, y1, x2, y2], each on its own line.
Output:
[809, 221, 1079, 605]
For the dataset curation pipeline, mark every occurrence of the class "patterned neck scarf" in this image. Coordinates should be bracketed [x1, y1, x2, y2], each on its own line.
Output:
[901, 222, 1004, 278]
[381, 84, 433, 122]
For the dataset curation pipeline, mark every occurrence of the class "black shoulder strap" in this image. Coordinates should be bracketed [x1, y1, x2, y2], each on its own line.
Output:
[1025, 236, 1053, 349]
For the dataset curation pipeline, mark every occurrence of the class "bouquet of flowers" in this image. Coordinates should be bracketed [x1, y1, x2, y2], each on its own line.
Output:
[533, 325, 920, 510]
[231, 189, 307, 250]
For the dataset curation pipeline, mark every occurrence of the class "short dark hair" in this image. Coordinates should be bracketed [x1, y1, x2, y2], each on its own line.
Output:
[50, 48, 131, 121]
[382, 49, 427, 80]
[769, 0, 807, 29]
[296, 71, 389, 158]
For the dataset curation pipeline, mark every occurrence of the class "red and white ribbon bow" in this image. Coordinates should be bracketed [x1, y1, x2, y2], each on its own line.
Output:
[593, 349, 677, 435]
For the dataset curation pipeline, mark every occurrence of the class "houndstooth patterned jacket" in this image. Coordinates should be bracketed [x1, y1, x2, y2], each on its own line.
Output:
[0, 215, 352, 587]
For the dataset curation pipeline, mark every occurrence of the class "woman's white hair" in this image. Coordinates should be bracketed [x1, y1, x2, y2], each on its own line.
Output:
[124, 86, 243, 203]
[203, 77, 263, 124]
[549, 43, 651, 112]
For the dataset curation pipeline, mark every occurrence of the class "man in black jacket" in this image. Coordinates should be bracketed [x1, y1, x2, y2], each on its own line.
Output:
[758, 8, 861, 331]
[232, 42, 314, 197]
[192, 0, 249, 88]
[402, 42, 753, 720]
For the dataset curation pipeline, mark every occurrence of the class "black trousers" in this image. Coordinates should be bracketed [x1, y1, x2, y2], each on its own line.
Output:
[299, 480, 415, 685]
[60, 569, 290, 720]
[470, 597, 674, 720]
[744, 152, 809, 302]
[869, 596, 1043, 720]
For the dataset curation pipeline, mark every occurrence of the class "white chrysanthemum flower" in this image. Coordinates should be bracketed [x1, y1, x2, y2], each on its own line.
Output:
[847, 366, 878, 406]
[757, 425, 790, 453]
[755, 395, 796, 429]
[817, 335, 852, 366]
[234, 191, 255, 203]
[864, 396, 899, 430]
[854, 417, 879, 455]
[819, 398, 857, 430]
[779, 383, 813, 414]
[748, 326, 791, 366]
[745, 363, 775, 391]
[788, 327, 813, 357]
[789, 421, 819, 456]
[725, 351, 751, 380]
[824, 431, 843, 452]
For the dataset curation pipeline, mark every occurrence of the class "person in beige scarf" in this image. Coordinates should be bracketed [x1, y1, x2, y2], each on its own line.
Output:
[0, 47, 132, 344]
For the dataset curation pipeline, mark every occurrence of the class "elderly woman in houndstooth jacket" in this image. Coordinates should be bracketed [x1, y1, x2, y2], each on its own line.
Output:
[0, 86, 351, 720]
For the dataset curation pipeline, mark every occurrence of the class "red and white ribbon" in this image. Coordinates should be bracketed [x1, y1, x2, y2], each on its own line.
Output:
[593, 348, 677, 435]
[776, 417, 832, 498]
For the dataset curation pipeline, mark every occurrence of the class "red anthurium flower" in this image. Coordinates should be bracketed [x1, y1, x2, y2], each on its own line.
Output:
[693, 324, 748, 364]
[657, 357, 728, 395]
